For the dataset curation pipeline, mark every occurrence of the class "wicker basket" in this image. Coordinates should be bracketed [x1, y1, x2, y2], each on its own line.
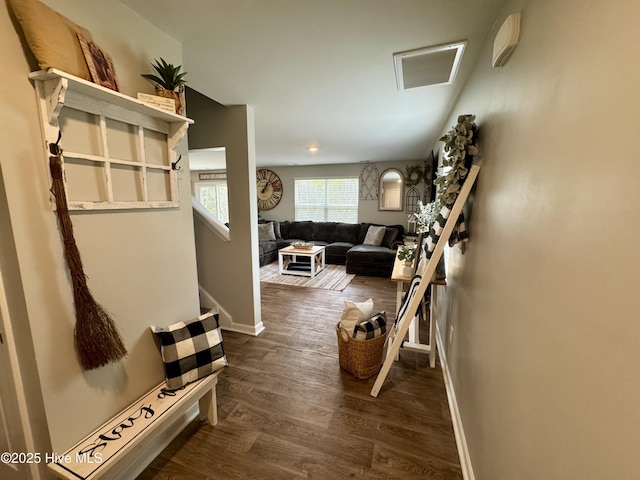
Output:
[336, 323, 388, 379]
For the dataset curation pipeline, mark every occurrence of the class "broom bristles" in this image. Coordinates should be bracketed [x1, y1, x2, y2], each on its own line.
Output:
[50, 154, 128, 371]
[73, 286, 127, 371]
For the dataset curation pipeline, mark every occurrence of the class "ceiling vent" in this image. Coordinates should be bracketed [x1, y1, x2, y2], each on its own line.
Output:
[492, 13, 521, 68]
[393, 41, 466, 90]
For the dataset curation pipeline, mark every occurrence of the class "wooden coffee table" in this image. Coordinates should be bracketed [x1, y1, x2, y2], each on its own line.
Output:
[278, 245, 326, 278]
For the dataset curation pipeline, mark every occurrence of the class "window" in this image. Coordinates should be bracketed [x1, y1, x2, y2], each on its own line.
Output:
[295, 177, 358, 223]
[196, 181, 229, 224]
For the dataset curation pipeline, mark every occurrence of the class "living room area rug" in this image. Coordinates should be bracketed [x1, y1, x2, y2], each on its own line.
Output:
[259, 263, 355, 291]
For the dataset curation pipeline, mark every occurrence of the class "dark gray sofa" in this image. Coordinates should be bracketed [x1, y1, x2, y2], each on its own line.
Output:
[258, 220, 404, 278]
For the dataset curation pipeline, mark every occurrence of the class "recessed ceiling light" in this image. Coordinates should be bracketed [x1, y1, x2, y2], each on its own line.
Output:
[307, 145, 319, 153]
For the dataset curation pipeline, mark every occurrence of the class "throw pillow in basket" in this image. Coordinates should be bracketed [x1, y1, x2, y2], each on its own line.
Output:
[339, 298, 373, 332]
[353, 312, 387, 340]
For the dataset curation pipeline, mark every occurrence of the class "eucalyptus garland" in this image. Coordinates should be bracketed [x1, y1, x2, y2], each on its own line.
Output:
[435, 114, 478, 206]
[410, 114, 479, 234]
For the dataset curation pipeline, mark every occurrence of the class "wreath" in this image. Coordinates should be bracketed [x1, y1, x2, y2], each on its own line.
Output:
[404, 164, 424, 187]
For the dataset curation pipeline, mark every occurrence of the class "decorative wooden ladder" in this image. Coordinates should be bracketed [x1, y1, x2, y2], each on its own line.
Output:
[370, 161, 481, 397]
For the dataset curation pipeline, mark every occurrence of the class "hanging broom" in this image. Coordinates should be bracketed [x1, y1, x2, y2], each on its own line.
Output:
[48, 137, 127, 370]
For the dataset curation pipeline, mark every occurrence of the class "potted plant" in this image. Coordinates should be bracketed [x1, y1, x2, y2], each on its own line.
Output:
[141, 58, 187, 115]
[412, 200, 440, 234]
[397, 245, 416, 266]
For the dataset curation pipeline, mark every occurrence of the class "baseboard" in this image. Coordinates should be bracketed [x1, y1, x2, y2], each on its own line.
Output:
[436, 323, 475, 480]
[221, 321, 265, 336]
[198, 285, 265, 336]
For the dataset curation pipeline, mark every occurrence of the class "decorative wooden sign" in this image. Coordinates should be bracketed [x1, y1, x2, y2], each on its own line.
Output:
[198, 172, 227, 181]
[48, 378, 213, 479]
[136, 93, 176, 113]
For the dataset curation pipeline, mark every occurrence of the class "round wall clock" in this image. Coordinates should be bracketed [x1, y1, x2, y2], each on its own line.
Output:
[256, 168, 283, 210]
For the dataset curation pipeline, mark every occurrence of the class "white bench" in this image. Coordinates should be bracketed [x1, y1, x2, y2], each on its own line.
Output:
[48, 371, 220, 479]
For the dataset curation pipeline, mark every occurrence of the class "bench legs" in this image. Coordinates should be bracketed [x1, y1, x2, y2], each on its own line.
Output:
[198, 378, 218, 426]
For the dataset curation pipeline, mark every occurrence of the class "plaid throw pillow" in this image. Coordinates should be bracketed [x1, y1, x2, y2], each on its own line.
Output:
[353, 312, 387, 340]
[150, 311, 227, 390]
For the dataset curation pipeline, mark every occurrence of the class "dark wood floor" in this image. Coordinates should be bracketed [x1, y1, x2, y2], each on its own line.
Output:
[139, 275, 462, 479]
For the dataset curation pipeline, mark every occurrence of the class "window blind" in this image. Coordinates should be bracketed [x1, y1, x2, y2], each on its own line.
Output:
[295, 177, 358, 223]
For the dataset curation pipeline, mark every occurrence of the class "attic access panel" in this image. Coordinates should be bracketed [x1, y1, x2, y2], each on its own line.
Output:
[394, 41, 466, 90]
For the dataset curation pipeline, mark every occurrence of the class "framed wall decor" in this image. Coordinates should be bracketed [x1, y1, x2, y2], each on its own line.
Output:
[405, 186, 420, 214]
[77, 34, 120, 92]
[359, 163, 379, 200]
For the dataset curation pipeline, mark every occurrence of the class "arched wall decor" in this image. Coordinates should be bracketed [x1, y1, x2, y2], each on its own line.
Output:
[359, 163, 379, 200]
[405, 186, 420, 214]
[378, 168, 404, 211]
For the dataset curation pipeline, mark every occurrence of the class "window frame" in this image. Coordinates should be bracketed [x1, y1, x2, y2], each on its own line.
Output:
[294, 176, 359, 223]
[195, 179, 229, 224]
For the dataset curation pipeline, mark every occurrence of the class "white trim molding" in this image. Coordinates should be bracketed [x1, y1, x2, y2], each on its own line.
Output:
[192, 196, 230, 242]
[436, 322, 475, 480]
[198, 285, 264, 336]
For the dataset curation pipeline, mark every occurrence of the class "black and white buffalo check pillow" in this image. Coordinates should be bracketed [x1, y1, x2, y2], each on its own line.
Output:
[353, 312, 387, 340]
[151, 311, 227, 390]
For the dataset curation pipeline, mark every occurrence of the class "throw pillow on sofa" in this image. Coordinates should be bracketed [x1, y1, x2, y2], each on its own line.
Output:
[363, 225, 386, 246]
[258, 222, 276, 241]
[339, 298, 374, 332]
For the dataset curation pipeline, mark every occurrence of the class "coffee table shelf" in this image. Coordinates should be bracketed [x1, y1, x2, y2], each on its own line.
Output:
[278, 245, 326, 278]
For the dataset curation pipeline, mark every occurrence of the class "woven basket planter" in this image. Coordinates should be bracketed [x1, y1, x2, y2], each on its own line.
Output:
[154, 85, 185, 115]
[336, 323, 387, 379]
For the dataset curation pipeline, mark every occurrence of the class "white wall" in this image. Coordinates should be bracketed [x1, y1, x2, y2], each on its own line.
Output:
[259, 161, 429, 229]
[436, 0, 640, 478]
[187, 89, 262, 334]
[1, 0, 200, 453]
[194, 104, 262, 334]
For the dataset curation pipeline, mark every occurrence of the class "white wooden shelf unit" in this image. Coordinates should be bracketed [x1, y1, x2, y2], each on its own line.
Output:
[30, 68, 193, 210]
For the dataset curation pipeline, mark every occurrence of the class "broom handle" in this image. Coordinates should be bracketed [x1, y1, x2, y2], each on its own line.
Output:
[49, 154, 89, 292]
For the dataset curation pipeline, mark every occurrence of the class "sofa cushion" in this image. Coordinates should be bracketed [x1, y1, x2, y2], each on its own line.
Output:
[363, 225, 386, 246]
[279, 220, 290, 239]
[334, 223, 360, 244]
[325, 242, 354, 256]
[311, 222, 336, 243]
[358, 223, 372, 244]
[347, 244, 397, 263]
[277, 239, 294, 249]
[259, 240, 278, 256]
[382, 226, 401, 249]
[288, 221, 312, 240]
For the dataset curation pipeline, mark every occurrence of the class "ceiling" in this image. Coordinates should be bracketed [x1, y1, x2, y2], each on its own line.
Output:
[123, 0, 504, 168]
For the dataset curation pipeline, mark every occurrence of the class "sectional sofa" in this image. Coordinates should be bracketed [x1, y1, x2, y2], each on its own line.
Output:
[258, 220, 404, 278]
